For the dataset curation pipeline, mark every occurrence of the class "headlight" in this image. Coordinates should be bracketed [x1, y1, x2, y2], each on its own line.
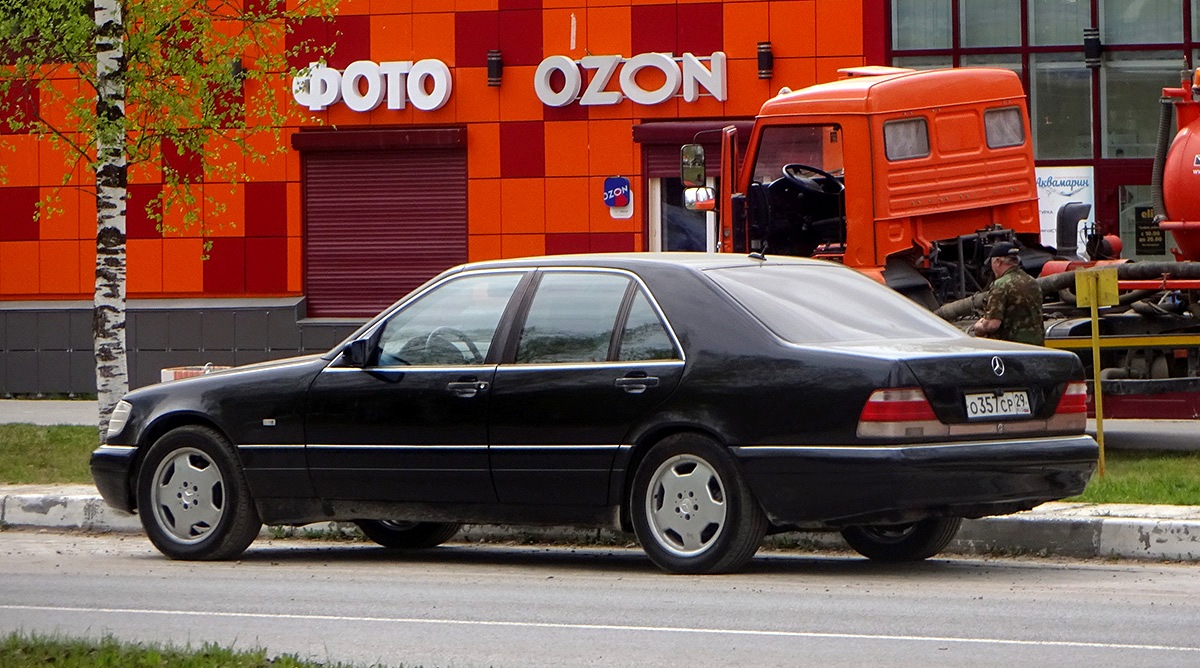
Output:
[106, 400, 133, 440]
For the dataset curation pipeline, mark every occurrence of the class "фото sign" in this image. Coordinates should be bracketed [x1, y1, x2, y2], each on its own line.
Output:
[292, 60, 453, 112]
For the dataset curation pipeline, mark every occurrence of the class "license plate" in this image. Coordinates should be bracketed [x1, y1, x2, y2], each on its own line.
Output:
[965, 390, 1031, 419]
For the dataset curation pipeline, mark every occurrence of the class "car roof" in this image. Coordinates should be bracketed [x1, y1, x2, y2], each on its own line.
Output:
[455, 252, 836, 274]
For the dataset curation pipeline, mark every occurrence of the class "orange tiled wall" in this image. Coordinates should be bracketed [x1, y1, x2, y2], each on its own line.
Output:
[0, 0, 868, 301]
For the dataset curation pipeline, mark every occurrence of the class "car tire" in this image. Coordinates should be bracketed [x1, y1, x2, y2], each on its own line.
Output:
[354, 520, 462, 549]
[840, 517, 962, 562]
[136, 425, 262, 561]
[630, 434, 768, 574]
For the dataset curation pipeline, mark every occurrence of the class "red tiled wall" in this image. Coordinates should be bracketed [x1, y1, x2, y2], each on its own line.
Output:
[0, 0, 872, 300]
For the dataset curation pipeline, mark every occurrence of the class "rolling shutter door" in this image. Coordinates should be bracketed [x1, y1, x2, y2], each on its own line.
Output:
[299, 130, 467, 318]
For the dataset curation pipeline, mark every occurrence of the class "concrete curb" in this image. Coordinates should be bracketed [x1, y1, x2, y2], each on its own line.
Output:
[3, 487, 1198, 562]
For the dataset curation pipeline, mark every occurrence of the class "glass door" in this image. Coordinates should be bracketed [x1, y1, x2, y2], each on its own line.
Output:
[647, 177, 718, 252]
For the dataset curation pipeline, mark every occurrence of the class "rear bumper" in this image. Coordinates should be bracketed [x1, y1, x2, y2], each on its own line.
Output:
[733, 435, 1098, 526]
[89, 445, 138, 513]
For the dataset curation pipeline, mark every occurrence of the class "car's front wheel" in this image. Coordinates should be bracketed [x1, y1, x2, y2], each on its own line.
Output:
[136, 425, 262, 560]
[840, 517, 962, 561]
[630, 434, 767, 574]
[354, 520, 462, 549]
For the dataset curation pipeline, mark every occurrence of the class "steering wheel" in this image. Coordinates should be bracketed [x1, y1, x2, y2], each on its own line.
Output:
[424, 326, 482, 364]
[781, 163, 845, 197]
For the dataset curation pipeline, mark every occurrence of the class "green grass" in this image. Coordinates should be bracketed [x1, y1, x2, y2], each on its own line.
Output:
[0, 424, 98, 484]
[0, 632, 391, 667]
[1070, 450, 1200, 506]
[1, 424, 1197, 506]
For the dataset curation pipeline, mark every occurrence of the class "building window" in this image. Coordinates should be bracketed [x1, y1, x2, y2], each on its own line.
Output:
[960, 53, 1023, 73]
[892, 55, 954, 70]
[892, 0, 952, 50]
[961, 0, 1021, 47]
[1031, 53, 1093, 159]
[1101, 51, 1184, 158]
[1101, 0, 1183, 44]
[1029, 0, 1090, 46]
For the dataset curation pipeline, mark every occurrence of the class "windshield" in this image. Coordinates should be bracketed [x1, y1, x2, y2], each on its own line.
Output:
[751, 125, 844, 184]
[706, 263, 964, 344]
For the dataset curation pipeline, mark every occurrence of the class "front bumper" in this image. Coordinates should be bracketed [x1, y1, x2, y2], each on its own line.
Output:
[89, 445, 138, 513]
[733, 435, 1098, 526]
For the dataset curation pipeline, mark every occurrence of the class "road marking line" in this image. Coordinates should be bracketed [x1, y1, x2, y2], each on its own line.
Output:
[3, 604, 1197, 653]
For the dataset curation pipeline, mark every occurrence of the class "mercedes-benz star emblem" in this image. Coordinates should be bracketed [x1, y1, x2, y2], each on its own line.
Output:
[991, 356, 1005, 377]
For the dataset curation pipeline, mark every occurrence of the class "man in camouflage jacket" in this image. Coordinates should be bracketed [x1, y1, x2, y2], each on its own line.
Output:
[970, 241, 1044, 345]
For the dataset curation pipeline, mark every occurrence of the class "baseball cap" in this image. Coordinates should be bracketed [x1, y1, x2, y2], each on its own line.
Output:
[988, 241, 1020, 259]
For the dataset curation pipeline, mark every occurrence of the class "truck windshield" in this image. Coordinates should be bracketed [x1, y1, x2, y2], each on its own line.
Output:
[751, 125, 843, 184]
[745, 125, 847, 258]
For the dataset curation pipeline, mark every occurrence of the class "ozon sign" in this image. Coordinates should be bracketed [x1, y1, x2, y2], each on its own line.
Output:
[292, 60, 452, 112]
[535, 52, 727, 107]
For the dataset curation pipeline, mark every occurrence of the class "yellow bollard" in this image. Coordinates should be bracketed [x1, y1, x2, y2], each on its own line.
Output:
[1075, 268, 1118, 477]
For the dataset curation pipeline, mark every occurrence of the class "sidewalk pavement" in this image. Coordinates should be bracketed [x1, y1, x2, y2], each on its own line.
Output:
[2, 400, 1198, 561]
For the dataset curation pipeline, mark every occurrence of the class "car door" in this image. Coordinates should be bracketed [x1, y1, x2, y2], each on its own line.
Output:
[488, 269, 685, 506]
[304, 270, 527, 503]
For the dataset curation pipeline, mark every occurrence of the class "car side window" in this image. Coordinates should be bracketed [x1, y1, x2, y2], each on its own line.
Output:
[617, 290, 678, 361]
[375, 272, 522, 366]
[516, 272, 630, 364]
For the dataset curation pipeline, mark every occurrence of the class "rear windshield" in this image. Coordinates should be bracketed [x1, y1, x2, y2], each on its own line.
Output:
[705, 264, 963, 344]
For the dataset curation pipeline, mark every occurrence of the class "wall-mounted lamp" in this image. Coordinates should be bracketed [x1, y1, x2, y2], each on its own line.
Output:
[757, 42, 773, 79]
[487, 50, 503, 87]
[1083, 28, 1102, 69]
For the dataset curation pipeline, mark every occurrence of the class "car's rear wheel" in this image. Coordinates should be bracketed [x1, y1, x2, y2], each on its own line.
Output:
[631, 434, 768, 574]
[840, 517, 962, 561]
[355, 520, 462, 549]
[136, 425, 261, 560]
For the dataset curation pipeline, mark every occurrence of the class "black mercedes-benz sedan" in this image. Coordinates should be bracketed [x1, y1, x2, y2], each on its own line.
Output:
[91, 253, 1097, 574]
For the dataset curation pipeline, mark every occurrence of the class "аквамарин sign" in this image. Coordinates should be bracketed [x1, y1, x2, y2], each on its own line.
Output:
[292, 52, 727, 112]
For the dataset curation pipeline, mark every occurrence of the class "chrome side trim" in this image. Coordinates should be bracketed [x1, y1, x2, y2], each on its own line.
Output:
[489, 444, 623, 451]
[305, 444, 488, 450]
[495, 360, 685, 373]
[732, 435, 1094, 454]
[95, 444, 137, 452]
[322, 362, 497, 373]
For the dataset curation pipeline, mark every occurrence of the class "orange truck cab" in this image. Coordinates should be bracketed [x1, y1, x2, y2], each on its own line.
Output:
[686, 66, 1047, 308]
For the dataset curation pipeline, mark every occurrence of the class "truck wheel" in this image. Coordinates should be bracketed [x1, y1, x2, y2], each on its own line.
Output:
[355, 520, 462, 549]
[840, 517, 962, 561]
[136, 425, 261, 560]
[630, 434, 767, 574]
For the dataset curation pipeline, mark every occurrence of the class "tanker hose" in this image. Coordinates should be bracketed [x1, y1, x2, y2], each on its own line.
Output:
[1151, 97, 1174, 224]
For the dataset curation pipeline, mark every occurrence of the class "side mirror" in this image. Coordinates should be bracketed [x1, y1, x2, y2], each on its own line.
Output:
[343, 339, 372, 367]
[684, 186, 716, 212]
[680, 144, 706, 187]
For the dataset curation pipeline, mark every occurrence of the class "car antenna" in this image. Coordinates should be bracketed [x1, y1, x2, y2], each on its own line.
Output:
[749, 245, 768, 261]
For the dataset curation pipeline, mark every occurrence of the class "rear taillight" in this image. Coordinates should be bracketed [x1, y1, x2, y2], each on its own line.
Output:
[857, 388, 948, 438]
[1055, 381, 1089, 414]
[1049, 381, 1089, 431]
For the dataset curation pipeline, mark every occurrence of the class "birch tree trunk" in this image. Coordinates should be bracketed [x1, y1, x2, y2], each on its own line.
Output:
[93, 0, 129, 440]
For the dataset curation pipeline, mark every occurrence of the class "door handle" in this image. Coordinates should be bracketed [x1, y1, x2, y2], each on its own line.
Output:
[447, 380, 489, 398]
[614, 376, 659, 394]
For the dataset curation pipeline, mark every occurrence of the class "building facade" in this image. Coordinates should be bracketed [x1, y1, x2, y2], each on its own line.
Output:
[2, 0, 1196, 394]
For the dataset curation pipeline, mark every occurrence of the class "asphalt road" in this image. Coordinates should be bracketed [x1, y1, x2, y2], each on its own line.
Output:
[2, 531, 1198, 667]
